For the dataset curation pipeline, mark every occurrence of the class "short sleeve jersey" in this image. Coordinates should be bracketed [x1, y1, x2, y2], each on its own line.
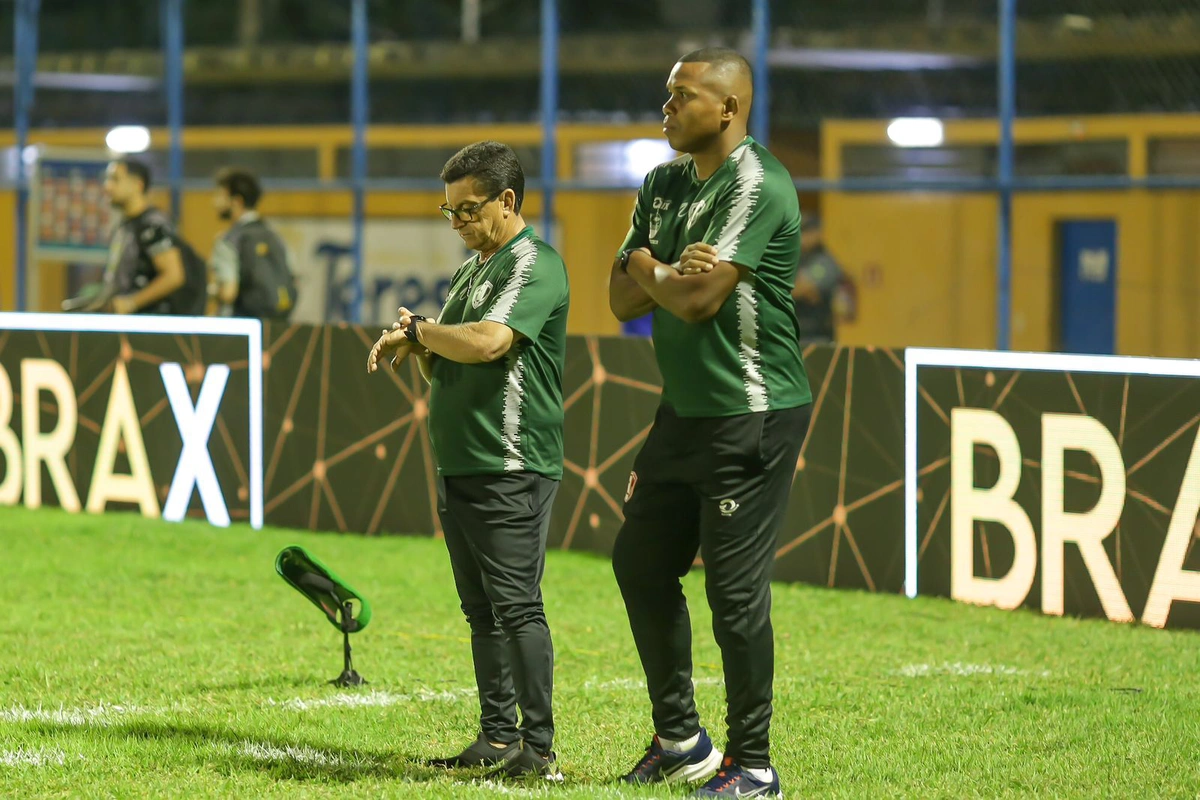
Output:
[620, 136, 813, 417]
[105, 208, 205, 316]
[427, 226, 570, 479]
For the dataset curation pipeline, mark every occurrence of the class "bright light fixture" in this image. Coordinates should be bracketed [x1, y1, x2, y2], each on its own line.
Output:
[887, 118, 944, 148]
[624, 139, 675, 179]
[105, 125, 151, 154]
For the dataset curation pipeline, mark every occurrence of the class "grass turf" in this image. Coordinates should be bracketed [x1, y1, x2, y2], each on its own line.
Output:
[1, 506, 1199, 798]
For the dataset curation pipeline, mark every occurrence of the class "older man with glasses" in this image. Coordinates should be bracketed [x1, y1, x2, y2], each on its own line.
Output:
[368, 140, 570, 780]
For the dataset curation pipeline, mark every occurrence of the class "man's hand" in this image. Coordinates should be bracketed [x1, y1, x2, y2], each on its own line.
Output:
[110, 295, 138, 315]
[367, 326, 411, 374]
[679, 242, 720, 275]
[396, 306, 423, 332]
[395, 307, 431, 356]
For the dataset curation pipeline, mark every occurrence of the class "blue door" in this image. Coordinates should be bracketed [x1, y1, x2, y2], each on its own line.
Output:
[1058, 220, 1117, 355]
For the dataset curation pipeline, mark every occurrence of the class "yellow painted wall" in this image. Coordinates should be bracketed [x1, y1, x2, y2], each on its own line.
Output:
[827, 190, 1200, 357]
[825, 193, 997, 350]
[822, 114, 1200, 357]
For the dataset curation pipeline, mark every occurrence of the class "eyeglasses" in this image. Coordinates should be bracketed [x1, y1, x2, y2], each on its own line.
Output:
[439, 190, 502, 222]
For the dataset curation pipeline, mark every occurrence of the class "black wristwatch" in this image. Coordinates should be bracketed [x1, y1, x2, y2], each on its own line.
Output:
[404, 315, 429, 344]
[618, 248, 639, 272]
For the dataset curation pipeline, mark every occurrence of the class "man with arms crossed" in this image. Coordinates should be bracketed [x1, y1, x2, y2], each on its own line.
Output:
[608, 48, 813, 799]
[368, 141, 569, 780]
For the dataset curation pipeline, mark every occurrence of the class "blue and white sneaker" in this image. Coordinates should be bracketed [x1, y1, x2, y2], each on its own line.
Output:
[619, 728, 723, 784]
[693, 757, 782, 798]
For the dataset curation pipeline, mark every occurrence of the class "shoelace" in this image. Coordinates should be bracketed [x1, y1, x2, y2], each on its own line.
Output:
[634, 742, 663, 774]
[707, 758, 738, 791]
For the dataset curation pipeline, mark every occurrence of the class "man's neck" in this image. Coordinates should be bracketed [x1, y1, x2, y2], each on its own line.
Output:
[123, 197, 149, 219]
[478, 216, 528, 261]
[691, 130, 749, 181]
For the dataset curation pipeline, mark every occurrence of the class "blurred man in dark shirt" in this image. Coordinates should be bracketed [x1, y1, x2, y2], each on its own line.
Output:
[68, 158, 206, 315]
[791, 215, 845, 345]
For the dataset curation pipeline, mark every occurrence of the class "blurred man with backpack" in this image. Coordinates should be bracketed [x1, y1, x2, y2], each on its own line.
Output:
[63, 158, 208, 316]
[210, 167, 298, 320]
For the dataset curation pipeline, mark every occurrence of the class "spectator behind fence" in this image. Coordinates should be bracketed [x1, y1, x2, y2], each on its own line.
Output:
[64, 158, 207, 316]
[791, 215, 848, 345]
[210, 167, 298, 320]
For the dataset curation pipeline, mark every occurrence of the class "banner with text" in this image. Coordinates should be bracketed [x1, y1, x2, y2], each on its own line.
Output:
[907, 348, 1200, 629]
[0, 313, 263, 528]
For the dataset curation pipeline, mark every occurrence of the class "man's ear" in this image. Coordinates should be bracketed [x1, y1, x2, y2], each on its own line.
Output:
[722, 95, 740, 121]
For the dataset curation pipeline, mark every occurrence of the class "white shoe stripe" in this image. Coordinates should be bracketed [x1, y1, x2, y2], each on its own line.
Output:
[664, 747, 724, 784]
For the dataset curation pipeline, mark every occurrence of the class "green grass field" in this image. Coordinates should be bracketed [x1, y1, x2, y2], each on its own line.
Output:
[2, 507, 1200, 798]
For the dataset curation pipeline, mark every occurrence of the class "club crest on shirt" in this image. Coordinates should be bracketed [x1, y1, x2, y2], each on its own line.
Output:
[649, 211, 662, 243]
[685, 199, 707, 229]
[625, 471, 638, 503]
[471, 280, 493, 309]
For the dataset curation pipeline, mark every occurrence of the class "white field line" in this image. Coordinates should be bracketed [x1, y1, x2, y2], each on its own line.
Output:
[232, 741, 347, 767]
[0, 747, 80, 767]
[0, 702, 145, 726]
[471, 781, 631, 798]
[267, 687, 478, 711]
[581, 677, 724, 691]
[0, 675, 694, 726]
[895, 662, 1052, 678]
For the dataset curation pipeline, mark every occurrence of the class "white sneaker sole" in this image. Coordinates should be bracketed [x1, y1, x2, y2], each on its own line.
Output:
[663, 746, 724, 784]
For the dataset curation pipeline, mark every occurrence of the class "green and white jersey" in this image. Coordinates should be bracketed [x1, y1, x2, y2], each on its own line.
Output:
[620, 136, 812, 418]
[428, 226, 569, 479]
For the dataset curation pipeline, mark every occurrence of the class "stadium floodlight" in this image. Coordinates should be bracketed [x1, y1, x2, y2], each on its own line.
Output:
[887, 118, 944, 148]
[105, 125, 151, 154]
[276, 545, 372, 687]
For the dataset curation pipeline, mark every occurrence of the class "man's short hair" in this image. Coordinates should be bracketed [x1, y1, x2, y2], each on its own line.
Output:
[440, 141, 525, 214]
[677, 46, 754, 84]
[116, 158, 152, 192]
[215, 167, 263, 209]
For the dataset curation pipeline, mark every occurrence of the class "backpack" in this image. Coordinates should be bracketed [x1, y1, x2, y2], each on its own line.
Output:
[172, 239, 211, 316]
[232, 218, 298, 320]
[120, 208, 208, 316]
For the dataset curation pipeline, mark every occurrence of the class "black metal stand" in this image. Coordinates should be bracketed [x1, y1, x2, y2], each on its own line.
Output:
[329, 600, 367, 687]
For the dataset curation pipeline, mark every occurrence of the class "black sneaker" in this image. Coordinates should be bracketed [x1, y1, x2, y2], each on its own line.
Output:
[619, 728, 723, 784]
[693, 758, 782, 798]
[425, 732, 520, 768]
[489, 741, 564, 781]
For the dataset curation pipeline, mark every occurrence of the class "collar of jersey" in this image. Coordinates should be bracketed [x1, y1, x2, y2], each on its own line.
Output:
[472, 225, 533, 266]
[687, 135, 754, 185]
